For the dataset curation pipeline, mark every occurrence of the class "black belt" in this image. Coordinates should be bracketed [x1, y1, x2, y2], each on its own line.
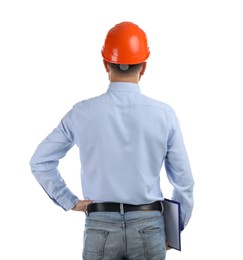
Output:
[86, 201, 163, 214]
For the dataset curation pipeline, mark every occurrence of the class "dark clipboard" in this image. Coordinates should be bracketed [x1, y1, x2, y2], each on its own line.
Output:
[163, 198, 181, 251]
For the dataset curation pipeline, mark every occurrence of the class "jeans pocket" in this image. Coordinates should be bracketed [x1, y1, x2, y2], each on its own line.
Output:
[83, 228, 109, 260]
[139, 226, 166, 259]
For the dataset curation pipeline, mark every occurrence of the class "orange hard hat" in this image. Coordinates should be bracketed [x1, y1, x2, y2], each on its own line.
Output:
[101, 21, 150, 64]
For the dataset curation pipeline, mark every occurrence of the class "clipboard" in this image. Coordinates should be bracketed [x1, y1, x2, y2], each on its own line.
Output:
[163, 199, 181, 251]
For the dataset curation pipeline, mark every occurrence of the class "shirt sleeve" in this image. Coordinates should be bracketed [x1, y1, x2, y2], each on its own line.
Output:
[29, 110, 79, 211]
[164, 108, 194, 230]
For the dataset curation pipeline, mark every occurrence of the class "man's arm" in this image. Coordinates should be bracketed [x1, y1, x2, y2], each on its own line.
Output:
[165, 108, 194, 230]
[30, 111, 79, 211]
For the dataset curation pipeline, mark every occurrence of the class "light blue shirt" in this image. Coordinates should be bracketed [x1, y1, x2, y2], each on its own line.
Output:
[30, 82, 194, 228]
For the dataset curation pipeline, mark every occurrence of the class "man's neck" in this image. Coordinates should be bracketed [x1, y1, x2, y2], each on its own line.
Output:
[110, 75, 139, 84]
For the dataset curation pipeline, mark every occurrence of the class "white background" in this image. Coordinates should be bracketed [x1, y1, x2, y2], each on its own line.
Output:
[1, 0, 243, 259]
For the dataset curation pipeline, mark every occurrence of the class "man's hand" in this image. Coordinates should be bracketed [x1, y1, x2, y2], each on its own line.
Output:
[72, 199, 92, 212]
[166, 241, 172, 250]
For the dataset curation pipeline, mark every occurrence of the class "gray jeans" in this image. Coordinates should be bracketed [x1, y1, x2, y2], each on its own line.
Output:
[82, 211, 166, 260]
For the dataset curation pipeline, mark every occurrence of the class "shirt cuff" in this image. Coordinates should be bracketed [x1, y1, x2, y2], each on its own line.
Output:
[55, 193, 79, 211]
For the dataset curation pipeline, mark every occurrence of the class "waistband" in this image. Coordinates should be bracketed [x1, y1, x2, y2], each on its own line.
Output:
[86, 201, 163, 215]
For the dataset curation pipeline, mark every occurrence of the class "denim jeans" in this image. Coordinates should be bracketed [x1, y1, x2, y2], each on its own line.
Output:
[82, 210, 166, 260]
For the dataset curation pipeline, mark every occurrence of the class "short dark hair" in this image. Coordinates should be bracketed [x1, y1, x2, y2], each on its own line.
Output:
[108, 62, 144, 75]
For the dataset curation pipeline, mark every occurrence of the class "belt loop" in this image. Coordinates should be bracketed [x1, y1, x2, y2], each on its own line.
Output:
[120, 203, 124, 214]
[85, 205, 89, 217]
[160, 201, 164, 214]
[85, 210, 89, 217]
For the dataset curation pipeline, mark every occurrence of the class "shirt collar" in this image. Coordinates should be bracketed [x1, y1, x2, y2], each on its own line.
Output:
[107, 82, 141, 93]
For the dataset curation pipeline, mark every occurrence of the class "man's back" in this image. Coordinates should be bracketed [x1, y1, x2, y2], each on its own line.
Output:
[61, 82, 190, 206]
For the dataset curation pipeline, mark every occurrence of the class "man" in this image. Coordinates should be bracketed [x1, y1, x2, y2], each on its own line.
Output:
[30, 21, 194, 259]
